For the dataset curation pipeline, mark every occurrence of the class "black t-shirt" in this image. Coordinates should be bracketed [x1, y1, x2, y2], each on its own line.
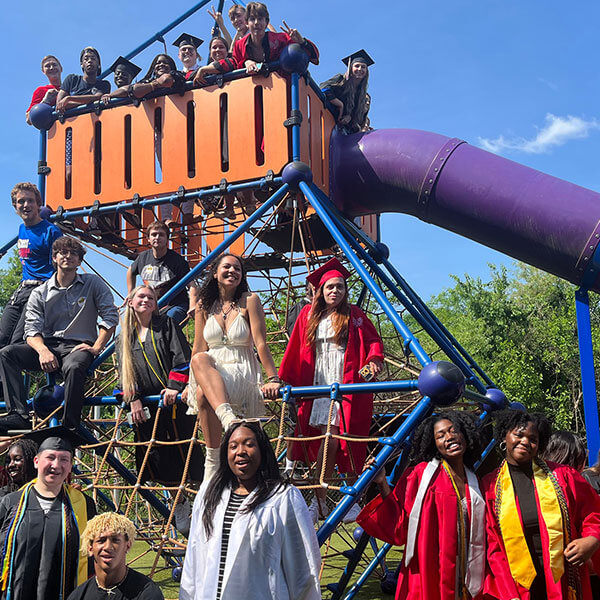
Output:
[62, 74, 111, 96]
[130, 249, 190, 309]
[66, 568, 164, 600]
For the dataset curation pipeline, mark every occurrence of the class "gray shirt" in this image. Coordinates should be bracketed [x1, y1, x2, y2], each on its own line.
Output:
[24, 272, 119, 344]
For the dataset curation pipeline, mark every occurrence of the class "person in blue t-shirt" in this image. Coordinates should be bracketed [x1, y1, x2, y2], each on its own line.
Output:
[0, 183, 62, 346]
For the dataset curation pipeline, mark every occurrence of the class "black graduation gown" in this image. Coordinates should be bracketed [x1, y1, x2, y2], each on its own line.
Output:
[320, 73, 369, 132]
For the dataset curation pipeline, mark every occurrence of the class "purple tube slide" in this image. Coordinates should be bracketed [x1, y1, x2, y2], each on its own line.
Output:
[330, 128, 600, 292]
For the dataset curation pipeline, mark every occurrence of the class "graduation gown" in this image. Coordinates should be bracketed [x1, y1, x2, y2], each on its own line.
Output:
[320, 73, 369, 132]
[117, 315, 203, 484]
[0, 483, 93, 600]
[278, 304, 384, 474]
[357, 462, 483, 600]
[482, 462, 600, 600]
[179, 482, 321, 600]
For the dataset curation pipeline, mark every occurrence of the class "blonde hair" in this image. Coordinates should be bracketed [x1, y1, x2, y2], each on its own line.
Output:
[81, 512, 136, 550]
[119, 286, 159, 402]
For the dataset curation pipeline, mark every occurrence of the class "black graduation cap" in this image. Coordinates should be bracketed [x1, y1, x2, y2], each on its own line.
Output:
[25, 425, 87, 455]
[108, 56, 142, 78]
[341, 49, 374, 68]
[173, 33, 204, 50]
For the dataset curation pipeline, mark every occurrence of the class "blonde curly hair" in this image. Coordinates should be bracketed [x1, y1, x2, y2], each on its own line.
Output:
[81, 512, 136, 551]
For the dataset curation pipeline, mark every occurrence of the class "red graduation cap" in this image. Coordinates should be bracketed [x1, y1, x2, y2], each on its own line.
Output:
[306, 258, 351, 289]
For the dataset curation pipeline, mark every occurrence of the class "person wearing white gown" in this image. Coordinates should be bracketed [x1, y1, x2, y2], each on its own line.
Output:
[179, 421, 321, 600]
[186, 254, 281, 480]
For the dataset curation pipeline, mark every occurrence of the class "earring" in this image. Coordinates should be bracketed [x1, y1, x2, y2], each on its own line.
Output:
[499, 441, 507, 452]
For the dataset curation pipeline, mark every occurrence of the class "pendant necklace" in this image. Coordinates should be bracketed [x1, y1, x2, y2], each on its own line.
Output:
[221, 300, 237, 320]
[96, 568, 128, 596]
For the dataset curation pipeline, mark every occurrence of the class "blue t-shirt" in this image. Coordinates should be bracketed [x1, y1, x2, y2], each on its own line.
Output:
[17, 220, 62, 281]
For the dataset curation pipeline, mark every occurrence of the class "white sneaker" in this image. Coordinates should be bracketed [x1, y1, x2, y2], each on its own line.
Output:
[342, 502, 361, 524]
[308, 497, 331, 524]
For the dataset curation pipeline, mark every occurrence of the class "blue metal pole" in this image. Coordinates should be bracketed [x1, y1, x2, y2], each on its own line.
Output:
[290, 72, 301, 162]
[99, 0, 214, 78]
[575, 287, 600, 461]
[316, 396, 433, 544]
[38, 129, 47, 203]
[343, 542, 392, 600]
[0, 236, 18, 260]
[300, 181, 432, 368]
[90, 183, 289, 370]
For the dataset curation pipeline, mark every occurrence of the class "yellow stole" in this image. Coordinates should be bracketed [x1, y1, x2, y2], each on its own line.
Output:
[65, 485, 89, 587]
[496, 460, 564, 589]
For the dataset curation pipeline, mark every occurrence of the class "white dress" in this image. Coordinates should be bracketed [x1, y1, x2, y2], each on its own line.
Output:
[187, 312, 265, 417]
[309, 316, 346, 428]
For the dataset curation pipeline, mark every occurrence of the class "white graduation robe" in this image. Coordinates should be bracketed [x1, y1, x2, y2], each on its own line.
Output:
[179, 482, 322, 600]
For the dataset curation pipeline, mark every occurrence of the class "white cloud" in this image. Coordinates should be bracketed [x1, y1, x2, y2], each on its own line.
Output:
[478, 113, 599, 154]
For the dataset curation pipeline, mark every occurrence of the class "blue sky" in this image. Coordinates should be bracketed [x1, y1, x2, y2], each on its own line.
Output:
[1, 0, 599, 302]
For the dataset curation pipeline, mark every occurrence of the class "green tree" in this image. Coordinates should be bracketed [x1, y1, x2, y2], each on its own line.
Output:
[0, 250, 22, 311]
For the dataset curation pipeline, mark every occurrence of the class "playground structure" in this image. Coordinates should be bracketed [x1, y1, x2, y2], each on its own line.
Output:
[13, 2, 600, 597]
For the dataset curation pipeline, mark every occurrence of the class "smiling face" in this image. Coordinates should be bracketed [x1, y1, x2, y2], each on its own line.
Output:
[227, 426, 261, 483]
[14, 190, 41, 225]
[7, 445, 27, 485]
[34, 449, 72, 489]
[351, 61, 368, 80]
[433, 418, 466, 461]
[53, 246, 82, 273]
[114, 64, 133, 87]
[129, 287, 157, 317]
[210, 39, 228, 61]
[214, 255, 243, 290]
[88, 530, 131, 573]
[505, 421, 539, 465]
[42, 57, 62, 84]
[81, 50, 99, 77]
[178, 45, 198, 70]
[230, 7, 247, 32]
[154, 56, 172, 78]
[322, 277, 346, 309]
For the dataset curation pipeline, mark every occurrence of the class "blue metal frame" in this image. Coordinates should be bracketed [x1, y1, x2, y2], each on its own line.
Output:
[575, 287, 600, 461]
[38, 129, 48, 203]
[290, 72, 301, 161]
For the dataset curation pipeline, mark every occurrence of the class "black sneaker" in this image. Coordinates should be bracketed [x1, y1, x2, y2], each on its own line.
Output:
[0, 412, 31, 433]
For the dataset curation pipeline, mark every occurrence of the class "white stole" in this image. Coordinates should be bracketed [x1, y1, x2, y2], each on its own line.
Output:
[404, 458, 485, 597]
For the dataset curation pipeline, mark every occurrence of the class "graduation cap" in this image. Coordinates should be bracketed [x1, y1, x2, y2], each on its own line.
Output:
[173, 33, 204, 50]
[108, 56, 142, 79]
[342, 49, 374, 68]
[306, 257, 351, 289]
[25, 425, 87, 455]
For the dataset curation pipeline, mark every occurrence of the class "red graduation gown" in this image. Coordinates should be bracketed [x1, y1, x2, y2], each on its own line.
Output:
[482, 462, 600, 600]
[357, 461, 479, 600]
[278, 304, 383, 474]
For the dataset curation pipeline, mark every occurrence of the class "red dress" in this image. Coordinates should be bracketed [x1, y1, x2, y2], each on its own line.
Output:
[482, 462, 600, 600]
[357, 462, 481, 600]
[278, 304, 383, 474]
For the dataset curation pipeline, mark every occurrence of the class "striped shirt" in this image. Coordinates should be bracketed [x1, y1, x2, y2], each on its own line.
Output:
[216, 492, 246, 600]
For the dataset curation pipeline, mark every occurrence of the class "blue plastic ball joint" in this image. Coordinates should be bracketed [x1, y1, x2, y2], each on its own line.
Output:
[29, 102, 56, 130]
[352, 526, 364, 542]
[39, 206, 53, 220]
[417, 360, 465, 407]
[279, 43, 310, 74]
[482, 387, 508, 412]
[281, 161, 313, 189]
[509, 401, 527, 413]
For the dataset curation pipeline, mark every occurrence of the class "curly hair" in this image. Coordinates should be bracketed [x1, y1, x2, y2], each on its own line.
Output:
[409, 411, 482, 469]
[11, 182, 42, 208]
[494, 409, 552, 455]
[541, 430, 586, 470]
[4, 439, 38, 490]
[52, 236, 86, 260]
[81, 512, 136, 551]
[196, 253, 249, 313]
[202, 421, 286, 538]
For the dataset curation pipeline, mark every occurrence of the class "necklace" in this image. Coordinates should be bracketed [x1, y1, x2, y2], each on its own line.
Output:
[220, 300, 237, 320]
[96, 568, 128, 596]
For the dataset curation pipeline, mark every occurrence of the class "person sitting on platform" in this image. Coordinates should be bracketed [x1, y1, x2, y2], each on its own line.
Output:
[321, 49, 374, 133]
[0, 236, 119, 432]
[99, 56, 142, 105]
[173, 33, 204, 81]
[185, 253, 282, 481]
[127, 221, 199, 326]
[67, 512, 163, 600]
[0, 182, 62, 348]
[56, 47, 111, 112]
[26, 55, 63, 125]
[0, 427, 96, 600]
[0, 438, 38, 498]
[117, 285, 204, 488]
[208, 2, 319, 77]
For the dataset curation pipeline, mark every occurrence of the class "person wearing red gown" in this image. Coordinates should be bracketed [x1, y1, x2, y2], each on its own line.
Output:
[482, 410, 600, 600]
[278, 258, 383, 522]
[357, 411, 486, 600]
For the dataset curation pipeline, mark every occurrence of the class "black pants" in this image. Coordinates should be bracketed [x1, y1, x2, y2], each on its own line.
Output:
[0, 339, 94, 428]
[0, 283, 39, 347]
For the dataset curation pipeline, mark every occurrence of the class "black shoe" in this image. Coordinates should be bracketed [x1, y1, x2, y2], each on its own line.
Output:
[0, 412, 31, 433]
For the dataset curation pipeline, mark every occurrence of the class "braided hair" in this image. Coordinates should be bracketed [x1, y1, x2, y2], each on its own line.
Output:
[409, 411, 482, 469]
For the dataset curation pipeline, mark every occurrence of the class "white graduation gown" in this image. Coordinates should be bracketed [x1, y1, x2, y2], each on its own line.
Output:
[179, 482, 322, 600]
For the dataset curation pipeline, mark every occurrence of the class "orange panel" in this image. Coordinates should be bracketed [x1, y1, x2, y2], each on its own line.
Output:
[98, 106, 132, 200]
[192, 86, 222, 187]
[46, 123, 66, 209]
[70, 113, 99, 205]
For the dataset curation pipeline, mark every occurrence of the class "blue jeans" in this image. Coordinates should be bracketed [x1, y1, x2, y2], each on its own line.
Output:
[165, 305, 188, 327]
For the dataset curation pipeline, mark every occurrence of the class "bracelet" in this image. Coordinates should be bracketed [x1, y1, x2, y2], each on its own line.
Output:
[267, 376, 281, 384]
